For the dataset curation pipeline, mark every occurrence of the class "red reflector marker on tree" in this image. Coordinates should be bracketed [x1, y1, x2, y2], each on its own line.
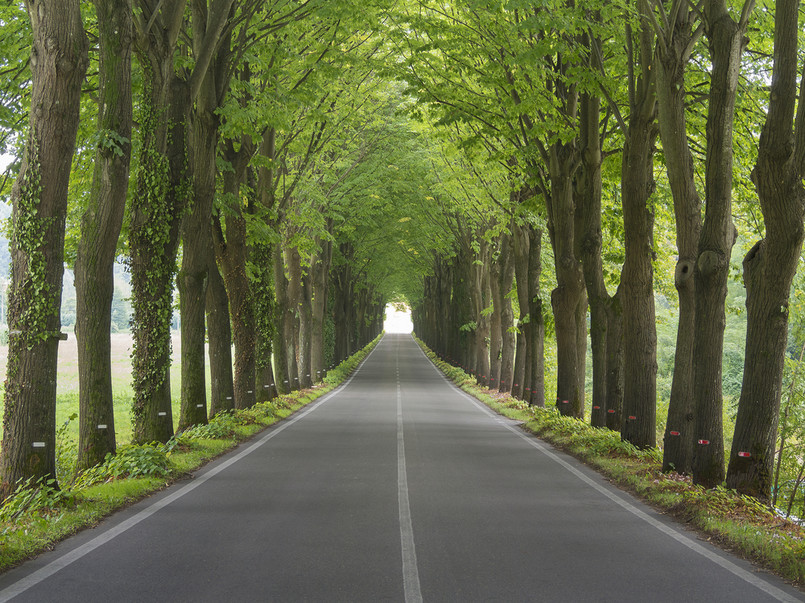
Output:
[738, 451, 751, 458]
[698, 439, 710, 445]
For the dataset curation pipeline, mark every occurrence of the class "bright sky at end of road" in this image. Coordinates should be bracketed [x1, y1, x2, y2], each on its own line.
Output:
[385, 304, 413, 334]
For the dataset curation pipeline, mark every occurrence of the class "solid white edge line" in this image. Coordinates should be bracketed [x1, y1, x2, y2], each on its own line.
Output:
[396, 341, 423, 603]
[0, 340, 382, 603]
[414, 339, 801, 603]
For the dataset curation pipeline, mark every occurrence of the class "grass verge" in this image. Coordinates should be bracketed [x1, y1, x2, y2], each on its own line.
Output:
[416, 337, 805, 587]
[0, 335, 381, 573]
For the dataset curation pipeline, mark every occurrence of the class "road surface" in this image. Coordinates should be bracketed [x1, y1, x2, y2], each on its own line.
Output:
[0, 334, 801, 602]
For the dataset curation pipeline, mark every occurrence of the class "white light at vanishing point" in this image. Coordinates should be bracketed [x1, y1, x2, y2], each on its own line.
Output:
[384, 304, 413, 334]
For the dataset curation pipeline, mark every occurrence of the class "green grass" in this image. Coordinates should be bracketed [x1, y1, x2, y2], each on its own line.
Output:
[416, 337, 805, 587]
[0, 335, 381, 573]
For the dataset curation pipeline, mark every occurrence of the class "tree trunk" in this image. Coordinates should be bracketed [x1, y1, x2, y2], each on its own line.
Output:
[489, 252, 503, 389]
[75, 0, 132, 471]
[578, 87, 611, 428]
[299, 272, 313, 389]
[437, 258, 452, 360]
[451, 247, 473, 371]
[655, 6, 702, 473]
[526, 225, 545, 407]
[214, 152, 256, 410]
[206, 257, 234, 417]
[604, 291, 625, 430]
[333, 243, 355, 365]
[727, 0, 805, 499]
[310, 235, 333, 383]
[619, 12, 658, 448]
[491, 232, 515, 392]
[178, 83, 218, 430]
[512, 224, 530, 398]
[129, 5, 187, 444]
[692, 2, 747, 487]
[547, 143, 587, 418]
[274, 243, 299, 391]
[470, 238, 491, 386]
[1, 0, 88, 497]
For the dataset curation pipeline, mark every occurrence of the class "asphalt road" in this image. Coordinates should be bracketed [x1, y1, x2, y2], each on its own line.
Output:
[0, 333, 802, 602]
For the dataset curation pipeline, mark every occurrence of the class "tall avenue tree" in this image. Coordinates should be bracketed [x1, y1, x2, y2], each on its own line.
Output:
[1, 0, 88, 495]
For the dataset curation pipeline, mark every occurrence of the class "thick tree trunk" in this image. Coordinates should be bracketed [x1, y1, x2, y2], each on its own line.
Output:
[285, 244, 304, 389]
[75, 0, 132, 471]
[692, 2, 747, 487]
[451, 247, 473, 371]
[310, 237, 332, 383]
[470, 238, 491, 385]
[130, 9, 186, 444]
[437, 258, 452, 360]
[490, 232, 515, 391]
[274, 243, 299, 391]
[489, 256, 503, 389]
[727, 0, 804, 499]
[252, 242, 277, 401]
[526, 225, 545, 407]
[214, 155, 256, 411]
[619, 31, 658, 449]
[655, 8, 702, 473]
[547, 143, 587, 418]
[206, 257, 234, 417]
[178, 86, 219, 430]
[333, 243, 355, 364]
[299, 273, 313, 389]
[512, 224, 530, 398]
[604, 291, 624, 430]
[1, 0, 88, 497]
[578, 88, 611, 428]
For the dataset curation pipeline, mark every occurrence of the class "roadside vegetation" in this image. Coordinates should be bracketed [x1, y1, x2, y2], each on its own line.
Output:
[0, 337, 380, 573]
[417, 339, 805, 586]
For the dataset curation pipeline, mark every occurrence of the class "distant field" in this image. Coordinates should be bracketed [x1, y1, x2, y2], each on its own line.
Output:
[0, 332, 209, 444]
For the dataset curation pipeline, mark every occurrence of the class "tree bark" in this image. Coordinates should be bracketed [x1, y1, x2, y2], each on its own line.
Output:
[332, 242, 357, 365]
[310, 235, 333, 383]
[619, 8, 658, 448]
[75, 0, 132, 470]
[727, 0, 804, 499]
[274, 242, 299, 391]
[604, 291, 624, 430]
[547, 142, 587, 419]
[512, 223, 530, 398]
[526, 225, 545, 407]
[490, 232, 515, 392]
[130, 1, 187, 445]
[214, 146, 256, 410]
[206, 256, 234, 417]
[299, 272, 313, 389]
[177, 81, 218, 430]
[578, 86, 611, 428]
[1, 0, 88, 497]
[692, 0, 748, 487]
[655, 5, 703, 474]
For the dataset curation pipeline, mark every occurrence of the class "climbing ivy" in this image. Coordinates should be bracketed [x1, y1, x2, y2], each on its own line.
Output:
[127, 80, 174, 432]
[250, 241, 277, 372]
[8, 137, 57, 348]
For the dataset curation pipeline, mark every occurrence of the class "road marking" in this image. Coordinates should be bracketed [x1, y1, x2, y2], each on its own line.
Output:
[396, 341, 423, 603]
[415, 338, 800, 603]
[0, 343, 381, 603]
